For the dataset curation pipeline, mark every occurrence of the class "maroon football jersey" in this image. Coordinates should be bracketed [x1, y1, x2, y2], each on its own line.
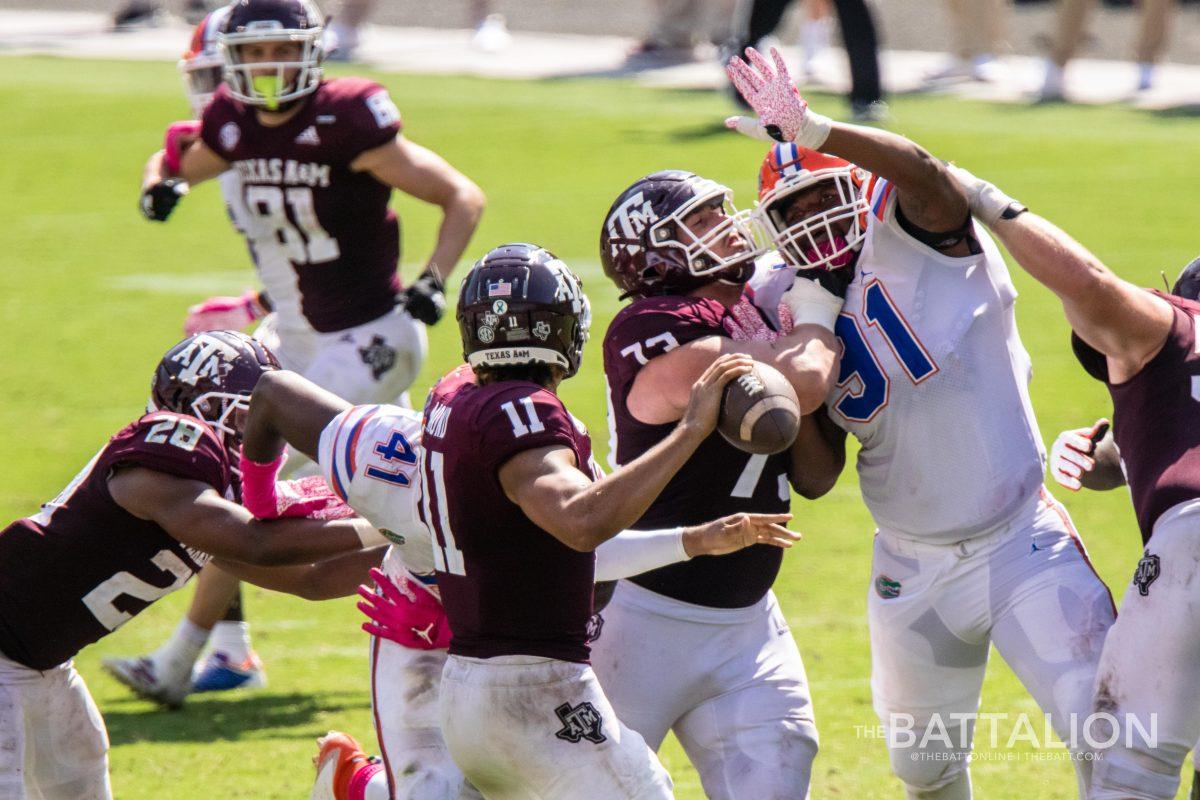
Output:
[604, 294, 791, 608]
[200, 78, 403, 333]
[419, 365, 600, 664]
[1073, 290, 1200, 542]
[0, 412, 229, 670]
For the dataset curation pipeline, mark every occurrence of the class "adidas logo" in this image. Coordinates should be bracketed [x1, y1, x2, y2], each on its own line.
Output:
[294, 126, 320, 146]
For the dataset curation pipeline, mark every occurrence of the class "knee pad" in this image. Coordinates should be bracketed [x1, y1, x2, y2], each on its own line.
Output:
[1091, 741, 1188, 800]
[887, 722, 971, 800]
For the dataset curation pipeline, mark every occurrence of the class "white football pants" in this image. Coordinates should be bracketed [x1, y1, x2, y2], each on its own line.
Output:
[589, 581, 819, 800]
[439, 654, 673, 800]
[1089, 499, 1200, 800]
[0, 654, 111, 800]
[869, 488, 1116, 799]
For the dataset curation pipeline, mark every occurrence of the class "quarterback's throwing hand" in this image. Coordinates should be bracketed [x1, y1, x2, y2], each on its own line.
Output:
[1049, 419, 1109, 491]
[140, 178, 188, 222]
[725, 46, 831, 149]
[682, 353, 755, 434]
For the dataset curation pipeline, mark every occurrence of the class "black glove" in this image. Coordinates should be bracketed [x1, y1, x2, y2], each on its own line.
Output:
[795, 264, 855, 300]
[140, 178, 187, 222]
[402, 270, 446, 326]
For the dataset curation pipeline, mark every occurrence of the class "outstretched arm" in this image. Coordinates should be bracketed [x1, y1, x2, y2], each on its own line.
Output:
[725, 46, 969, 238]
[952, 167, 1174, 381]
[212, 547, 387, 601]
[241, 370, 352, 464]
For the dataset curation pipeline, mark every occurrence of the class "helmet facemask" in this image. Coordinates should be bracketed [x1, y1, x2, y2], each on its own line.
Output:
[648, 180, 767, 281]
[760, 168, 868, 271]
[180, 52, 225, 118]
[220, 27, 323, 111]
[191, 390, 253, 465]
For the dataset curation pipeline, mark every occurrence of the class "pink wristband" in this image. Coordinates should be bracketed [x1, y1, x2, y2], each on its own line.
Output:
[239, 453, 285, 518]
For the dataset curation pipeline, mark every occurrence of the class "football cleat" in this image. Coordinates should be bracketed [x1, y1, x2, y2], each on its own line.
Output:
[310, 731, 377, 800]
[191, 649, 267, 693]
[101, 655, 191, 709]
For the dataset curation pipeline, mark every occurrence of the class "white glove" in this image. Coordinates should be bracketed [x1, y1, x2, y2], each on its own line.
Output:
[1049, 419, 1109, 491]
[725, 46, 832, 149]
[780, 276, 843, 333]
[947, 165, 1022, 227]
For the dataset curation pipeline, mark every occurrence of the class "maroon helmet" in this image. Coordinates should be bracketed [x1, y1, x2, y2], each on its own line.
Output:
[600, 170, 765, 299]
[457, 243, 591, 378]
[151, 331, 280, 461]
[219, 0, 324, 111]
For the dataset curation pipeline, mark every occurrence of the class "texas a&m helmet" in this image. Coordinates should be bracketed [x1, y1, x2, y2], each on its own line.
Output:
[150, 331, 280, 462]
[457, 243, 591, 378]
[600, 170, 765, 299]
[179, 6, 232, 118]
[758, 143, 869, 270]
[219, 0, 324, 111]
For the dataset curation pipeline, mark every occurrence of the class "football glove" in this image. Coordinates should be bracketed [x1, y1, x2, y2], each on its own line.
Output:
[1049, 419, 1110, 492]
[184, 289, 269, 335]
[140, 178, 188, 222]
[357, 567, 451, 650]
[725, 46, 832, 148]
[401, 269, 446, 326]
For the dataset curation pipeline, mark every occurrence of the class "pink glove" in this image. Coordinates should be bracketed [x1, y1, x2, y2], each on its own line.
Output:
[163, 120, 201, 175]
[724, 296, 794, 341]
[239, 453, 285, 519]
[184, 289, 266, 335]
[724, 46, 832, 149]
[273, 475, 354, 520]
[357, 568, 451, 650]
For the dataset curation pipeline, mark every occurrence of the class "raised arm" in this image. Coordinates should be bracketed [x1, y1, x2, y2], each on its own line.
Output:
[109, 468, 368, 566]
[952, 168, 1174, 382]
[726, 46, 968, 238]
[351, 136, 486, 285]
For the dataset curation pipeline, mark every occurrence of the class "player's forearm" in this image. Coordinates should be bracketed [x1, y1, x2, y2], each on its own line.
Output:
[991, 213, 1169, 359]
[741, 326, 839, 415]
[594, 528, 688, 581]
[212, 546, 385, 600]
[821, 125, 968, 228]
[234, 517, 368, 567]
[424, 181, 486, 283]
[560, 421, 709, 550]
[242, 371, 349, 463]
[789, 407, 846, 499]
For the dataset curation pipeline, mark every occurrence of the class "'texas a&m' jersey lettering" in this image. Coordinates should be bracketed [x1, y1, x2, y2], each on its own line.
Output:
[317, 404, 431, 581]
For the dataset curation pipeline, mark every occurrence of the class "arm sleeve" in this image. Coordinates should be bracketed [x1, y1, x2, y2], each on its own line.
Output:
[594, 527, 689, 581]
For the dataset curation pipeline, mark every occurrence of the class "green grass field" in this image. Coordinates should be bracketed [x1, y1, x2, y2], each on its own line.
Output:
[1, 55, 1198, 798]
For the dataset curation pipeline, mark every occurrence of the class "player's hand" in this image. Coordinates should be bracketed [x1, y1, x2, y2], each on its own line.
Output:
[1049, 419, 1109, 492]
[272, 476, 355, 520]
[163, 120, 201, 174]
[684, 512, 800, 557]
[184, 289, 268, 335]
[681, 353, 755, 435]
[946, 164, 1024, 227]
[724, 46, 832, 148]
[401, 269, 446, 326]
[781, 273, 845, 332]
[357, 567, 451, 650]
[725, 296, 780, 342]
[140, 178, 188, 222]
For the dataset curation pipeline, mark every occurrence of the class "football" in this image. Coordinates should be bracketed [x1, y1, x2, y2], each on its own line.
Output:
[717, 363, 801, 455]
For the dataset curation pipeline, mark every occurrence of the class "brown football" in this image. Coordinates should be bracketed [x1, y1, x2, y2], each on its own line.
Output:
[717, 362, 801, 455]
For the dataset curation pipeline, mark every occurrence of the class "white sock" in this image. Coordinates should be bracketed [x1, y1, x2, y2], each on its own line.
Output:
[1041, 60, 1064, 97]
[1136, 62, 1155, 91]
[151, 619, 210, 684]
[210, 621, 252, 663]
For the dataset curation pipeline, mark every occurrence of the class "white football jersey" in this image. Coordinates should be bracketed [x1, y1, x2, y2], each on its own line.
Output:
[755, 179, 1046, 542]
[317, 403, 435, 579]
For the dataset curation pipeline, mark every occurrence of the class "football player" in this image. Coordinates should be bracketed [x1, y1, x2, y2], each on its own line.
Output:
[203, 260, 801, 800]
[0, 331, 380, 800]
[593, 159, 848, 796]
[423, 242, 800, 799]
[115, 0, 486, 705]
[954, 170, 1200, 799]
[726, 46, 1117, 798]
